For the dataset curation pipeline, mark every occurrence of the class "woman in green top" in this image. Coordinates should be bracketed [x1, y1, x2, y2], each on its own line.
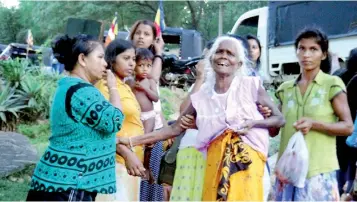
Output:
[26, 34, 131, 201]
[272, 28, 354, 201]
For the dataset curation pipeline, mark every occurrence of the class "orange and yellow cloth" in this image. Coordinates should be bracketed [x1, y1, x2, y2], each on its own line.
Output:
[203, 129, 266, 201]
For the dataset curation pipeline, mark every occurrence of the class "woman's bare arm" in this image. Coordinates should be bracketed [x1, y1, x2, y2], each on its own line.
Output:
[179, 60, 205, 114]
[150, 36, 164, 83]
[179, 79, 204, 114]
[252, 86, 285, 128]
[310, 92, 353, 136]
[151, 57, 163, 83]
[130, 104, 196, 146]
[267, 103, 282, 137]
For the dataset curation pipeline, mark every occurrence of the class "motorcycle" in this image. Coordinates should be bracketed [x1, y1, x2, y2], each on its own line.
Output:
[160, 54, 202, 89]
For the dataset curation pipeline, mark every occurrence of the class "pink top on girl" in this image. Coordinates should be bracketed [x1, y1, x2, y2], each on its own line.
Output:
[191, 76, 269, 157]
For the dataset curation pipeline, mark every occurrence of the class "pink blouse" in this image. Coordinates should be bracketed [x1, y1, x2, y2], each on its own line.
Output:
[191, 76, 269, 157]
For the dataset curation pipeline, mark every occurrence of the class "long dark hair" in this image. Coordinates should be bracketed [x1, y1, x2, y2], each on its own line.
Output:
[295, 28, 331, 73]
[129, 20, 157, 53]
[52, 34, 99, 71]
[246, 34, 262, 68]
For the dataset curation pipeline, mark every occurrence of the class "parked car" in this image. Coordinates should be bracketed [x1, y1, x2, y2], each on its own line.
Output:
[0, 43, 52, 66]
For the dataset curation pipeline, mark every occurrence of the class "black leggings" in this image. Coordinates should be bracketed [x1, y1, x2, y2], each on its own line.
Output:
[26, 189, 97, 201]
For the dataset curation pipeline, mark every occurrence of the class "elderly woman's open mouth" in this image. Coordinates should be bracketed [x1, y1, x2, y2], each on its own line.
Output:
[216, 61, 229, 68]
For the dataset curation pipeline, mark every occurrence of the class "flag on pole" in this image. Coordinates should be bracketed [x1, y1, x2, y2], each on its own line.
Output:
[154, 0, 166, 36]
[26, 29, 33, 59]
[105, 13, 118, 47]
[26, 29, 34, 47]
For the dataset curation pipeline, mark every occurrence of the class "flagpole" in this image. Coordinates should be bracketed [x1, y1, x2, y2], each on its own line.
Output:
[115, 12, 118, 39]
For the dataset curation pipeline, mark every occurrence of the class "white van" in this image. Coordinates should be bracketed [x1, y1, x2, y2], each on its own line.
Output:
[230, 1, 357, 88]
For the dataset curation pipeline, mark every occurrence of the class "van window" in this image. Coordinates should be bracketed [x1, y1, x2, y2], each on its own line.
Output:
[235, 16, 259, 36]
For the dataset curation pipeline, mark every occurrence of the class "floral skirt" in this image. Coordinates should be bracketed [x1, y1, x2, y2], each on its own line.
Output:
[169, 147, 206, 201]
[272, 171, 340, 201]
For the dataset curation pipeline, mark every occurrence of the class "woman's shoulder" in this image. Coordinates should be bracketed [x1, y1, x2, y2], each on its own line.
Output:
[240, 76, 261, 85]
[277, 80, 295, 92]
[190, 83, 210, 101]
[322, 73, 346, 90]
[57, 77, 98, 95]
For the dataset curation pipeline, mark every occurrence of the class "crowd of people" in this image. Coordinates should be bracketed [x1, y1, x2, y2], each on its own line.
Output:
[25, 18, 357, 202]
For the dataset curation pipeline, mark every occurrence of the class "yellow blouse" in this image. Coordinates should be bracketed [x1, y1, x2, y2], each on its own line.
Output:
[96, 76, 144, 164]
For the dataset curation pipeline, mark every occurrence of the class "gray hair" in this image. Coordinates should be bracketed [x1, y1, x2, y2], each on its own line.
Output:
[203, 36, 251, 89]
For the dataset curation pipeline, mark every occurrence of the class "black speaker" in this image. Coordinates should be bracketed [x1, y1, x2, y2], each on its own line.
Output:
[65, 18, 103, 39]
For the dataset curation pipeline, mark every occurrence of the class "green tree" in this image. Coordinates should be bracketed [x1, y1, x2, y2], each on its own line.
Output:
[1, 1, 268, 45]
[0, 6, 21, 44]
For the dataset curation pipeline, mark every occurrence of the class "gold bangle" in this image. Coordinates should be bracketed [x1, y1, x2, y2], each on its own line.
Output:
[109, 87, 118, 91]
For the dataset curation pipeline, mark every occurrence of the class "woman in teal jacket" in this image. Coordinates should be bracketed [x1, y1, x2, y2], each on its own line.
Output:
[26, 34, 136, 201]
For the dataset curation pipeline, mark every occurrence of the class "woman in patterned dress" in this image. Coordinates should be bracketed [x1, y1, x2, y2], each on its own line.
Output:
[26, 34, 126, 201]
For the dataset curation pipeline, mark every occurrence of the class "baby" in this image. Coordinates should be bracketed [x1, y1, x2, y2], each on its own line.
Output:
[133, 48, 159, 183]
[133, 48, 159, 134]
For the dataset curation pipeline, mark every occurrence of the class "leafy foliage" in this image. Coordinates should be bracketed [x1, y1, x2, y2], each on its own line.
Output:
[17, 122, 50, 144]
[0, 1, 267, 45]
[0, 84, 28, 130]
[0, 6, 21, 44]
[0, 59, 28, 88]
[0, 58, 61, 129]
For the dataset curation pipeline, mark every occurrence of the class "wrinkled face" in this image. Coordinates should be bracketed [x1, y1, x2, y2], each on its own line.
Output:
[132, 24, 155, 49]
[112, 48, 136, 79]
[248, 39, 261, 63]
[212, 40, 241, 76]
[297, 38, 326, 72]
[82, 44, 107, 81]
[135, 59, 152, 79]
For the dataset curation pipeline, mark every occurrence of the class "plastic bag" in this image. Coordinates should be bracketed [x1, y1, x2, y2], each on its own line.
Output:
[275, 131, 309, 188]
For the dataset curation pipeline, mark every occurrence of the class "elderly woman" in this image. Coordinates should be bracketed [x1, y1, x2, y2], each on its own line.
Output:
[121, 35, 285, 201]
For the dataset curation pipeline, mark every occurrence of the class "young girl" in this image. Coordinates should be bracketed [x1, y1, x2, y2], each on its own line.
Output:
[95, 39, 146, 201]
[133, 48, 159, 133]
[129, 19, 168, 201]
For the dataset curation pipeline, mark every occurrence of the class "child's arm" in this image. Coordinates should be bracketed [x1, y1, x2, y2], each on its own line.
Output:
[138, 79, 159, 102]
